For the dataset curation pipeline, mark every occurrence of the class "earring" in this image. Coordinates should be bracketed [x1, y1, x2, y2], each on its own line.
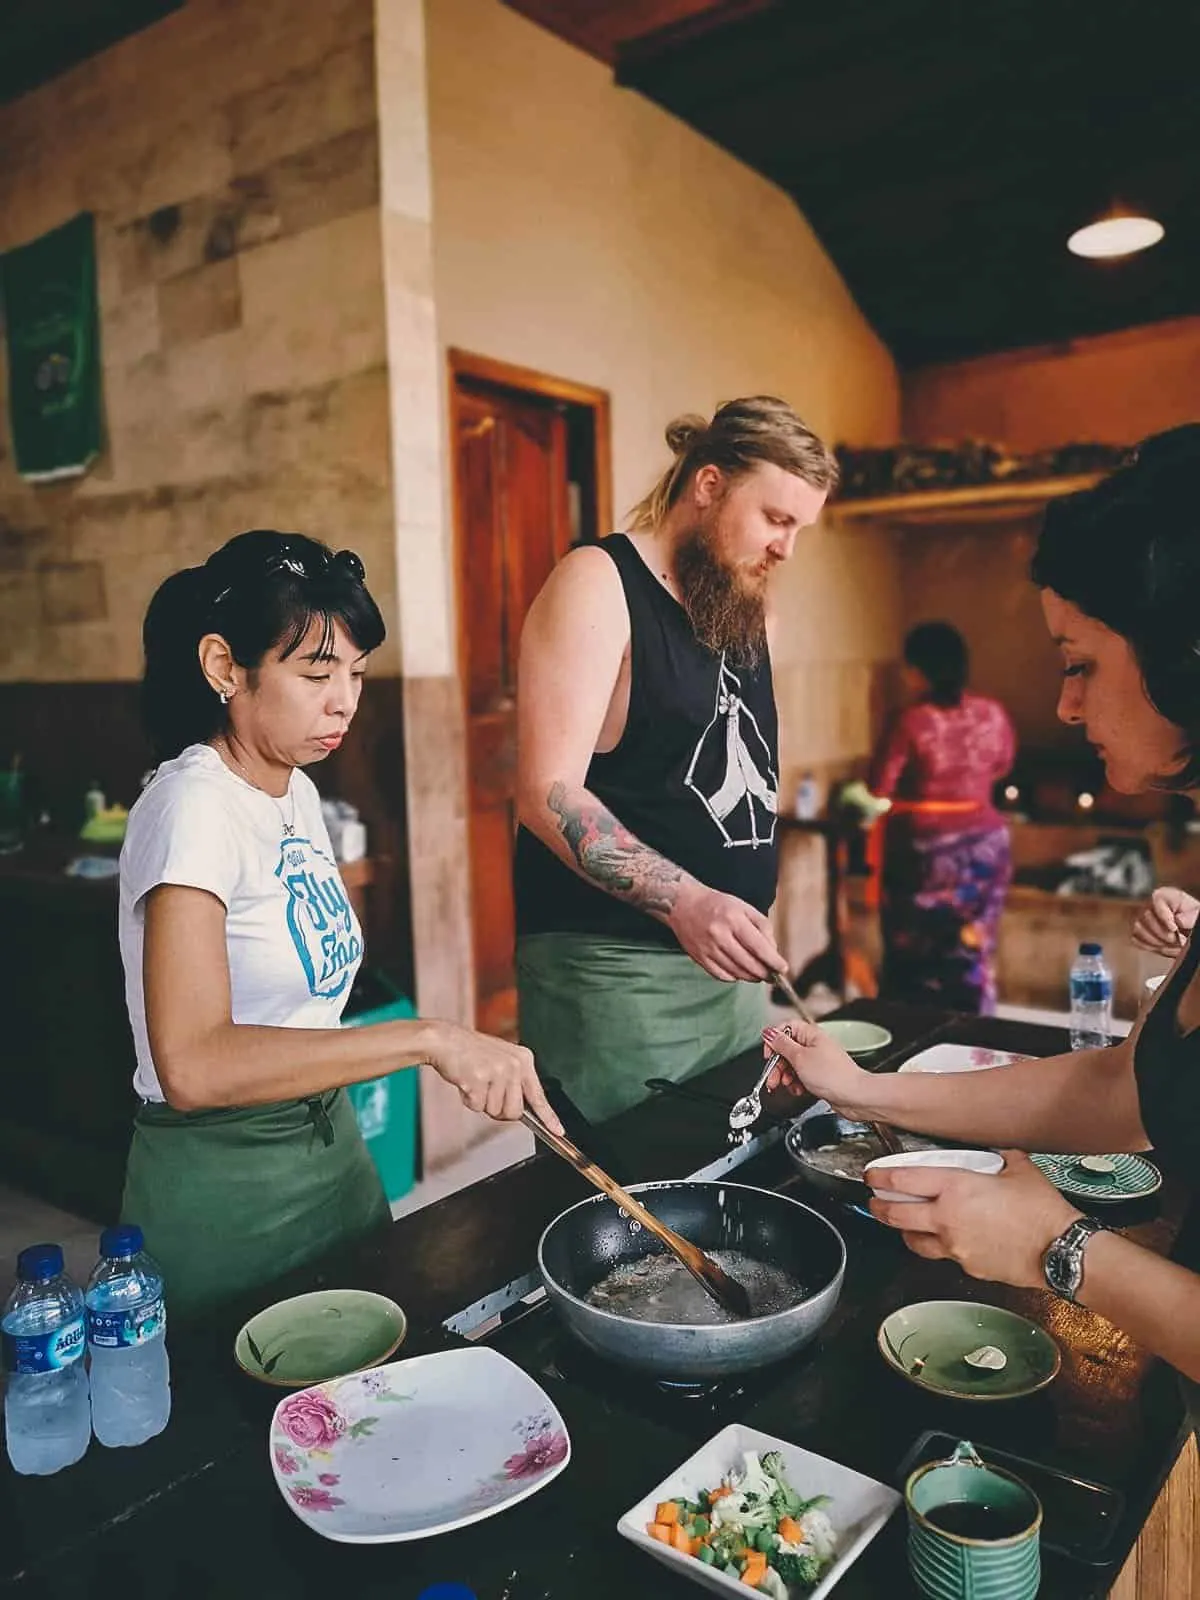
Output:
[219, 689, 229, 705]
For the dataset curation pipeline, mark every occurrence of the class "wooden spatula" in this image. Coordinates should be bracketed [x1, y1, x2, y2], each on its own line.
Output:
[522, 1111, 752, 1319]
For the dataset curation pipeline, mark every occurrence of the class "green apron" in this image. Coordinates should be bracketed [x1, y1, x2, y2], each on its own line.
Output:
[517, 933, 766, 1123]
[121, 1088, 389, 1320]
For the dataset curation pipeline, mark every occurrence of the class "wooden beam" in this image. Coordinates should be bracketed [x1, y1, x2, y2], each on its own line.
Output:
[830, 474, 1103, 528]
[500, 0, 755, 65]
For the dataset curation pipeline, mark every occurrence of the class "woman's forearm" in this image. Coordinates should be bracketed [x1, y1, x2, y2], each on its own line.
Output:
[856, 1041, 1149, 1155]
[1075, 1231, 1200, 1385]
[156, 1016, 444, 1110]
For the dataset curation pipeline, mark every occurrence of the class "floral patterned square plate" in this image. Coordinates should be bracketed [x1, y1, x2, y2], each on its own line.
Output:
[270, 1346, 570, 1542]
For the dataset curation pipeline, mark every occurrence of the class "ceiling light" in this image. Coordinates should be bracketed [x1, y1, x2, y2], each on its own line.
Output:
[1067, 215, 1164, 259]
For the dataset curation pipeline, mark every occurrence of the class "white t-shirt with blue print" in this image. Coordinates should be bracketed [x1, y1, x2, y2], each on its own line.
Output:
[119, 742, 364, 1103]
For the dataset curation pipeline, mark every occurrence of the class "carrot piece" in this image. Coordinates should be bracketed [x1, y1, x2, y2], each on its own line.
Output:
[740, 1561, 766, 1586]
[708, 1485, 734, 1503]
[777, 1515, 805, 1544]
[656, 1500, 681, 1525]
[670, 1525, 693, 1554]
[647, 1522, 674, 1544]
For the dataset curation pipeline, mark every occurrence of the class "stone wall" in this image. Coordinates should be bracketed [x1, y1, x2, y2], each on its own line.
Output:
[0, 0, 398, 683]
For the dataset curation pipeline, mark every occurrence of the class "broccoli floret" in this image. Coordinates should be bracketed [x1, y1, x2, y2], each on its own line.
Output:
[708, 1526, 745, 1565]
[774, 1551, 825, 1589]
[761, 1452, 803, 1518]
[794, 1494, 831, 1517]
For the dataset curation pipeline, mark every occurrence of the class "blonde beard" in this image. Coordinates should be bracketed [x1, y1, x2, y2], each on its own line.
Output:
[675, 518, 768, 668]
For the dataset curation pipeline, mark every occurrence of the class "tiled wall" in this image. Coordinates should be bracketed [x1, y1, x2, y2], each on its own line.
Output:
[0, 0, 398, 681]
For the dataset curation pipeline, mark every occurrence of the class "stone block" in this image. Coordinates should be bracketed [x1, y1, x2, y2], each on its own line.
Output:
[239, 208, 386, 395]
[268, 126, 380, 240]
[89, 113, 233, 226]
[38, 562, 108, 625]
[227, 38, 376, 175]
[158, 258, 242, 347]
[116, 188, 282, 293]
[102, 286, 161, 368]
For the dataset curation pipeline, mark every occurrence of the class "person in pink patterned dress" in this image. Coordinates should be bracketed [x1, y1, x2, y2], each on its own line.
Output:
[867, 622, 1017, 1013]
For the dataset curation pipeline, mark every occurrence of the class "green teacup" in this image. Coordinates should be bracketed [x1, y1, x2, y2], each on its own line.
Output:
[906, 1440, 1042, 1600]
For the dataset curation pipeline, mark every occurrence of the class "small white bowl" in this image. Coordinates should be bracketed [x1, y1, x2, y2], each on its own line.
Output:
[864, 1148, 1004, 1203]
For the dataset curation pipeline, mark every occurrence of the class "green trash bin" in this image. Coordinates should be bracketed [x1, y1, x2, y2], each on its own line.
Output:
[342, 970, 419, 1204]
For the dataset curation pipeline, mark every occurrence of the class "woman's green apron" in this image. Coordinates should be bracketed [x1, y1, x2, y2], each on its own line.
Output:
[122, 1088, 389, 1318]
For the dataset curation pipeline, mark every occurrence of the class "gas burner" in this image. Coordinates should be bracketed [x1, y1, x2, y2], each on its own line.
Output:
[654, 1376, 728, 1400]
[542, 1321, 823, 1422]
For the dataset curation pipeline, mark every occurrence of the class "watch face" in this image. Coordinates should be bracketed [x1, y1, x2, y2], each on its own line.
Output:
[1045, 1244, 1079, 1299]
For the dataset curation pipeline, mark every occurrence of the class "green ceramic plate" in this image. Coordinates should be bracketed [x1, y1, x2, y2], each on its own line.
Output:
[234, 1288, 407, 1388]
[878, 1300, 1060, 1402]
[819, 1019, 893, 1057]
[1031, 1151, 1162, 1204]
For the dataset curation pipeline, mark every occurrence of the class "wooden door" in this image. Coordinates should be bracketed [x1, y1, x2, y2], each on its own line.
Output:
[454, 379, 571, 1037]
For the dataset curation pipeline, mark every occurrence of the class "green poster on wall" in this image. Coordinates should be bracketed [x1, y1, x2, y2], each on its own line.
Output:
[1, 212, 102, 482]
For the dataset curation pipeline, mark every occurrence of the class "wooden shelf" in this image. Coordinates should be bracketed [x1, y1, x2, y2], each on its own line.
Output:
[831, 473, 1103, 527]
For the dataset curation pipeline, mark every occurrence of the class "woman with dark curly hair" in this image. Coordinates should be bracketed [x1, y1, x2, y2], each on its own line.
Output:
[762, 425, 1200, 1392]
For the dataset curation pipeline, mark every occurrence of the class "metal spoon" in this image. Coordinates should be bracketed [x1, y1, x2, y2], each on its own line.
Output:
[772, 971, 903, 1154]
[728, 1052, 782, 1137]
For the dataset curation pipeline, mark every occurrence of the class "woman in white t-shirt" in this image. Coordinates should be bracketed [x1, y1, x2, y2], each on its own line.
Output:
[119, 530, 563, 1317]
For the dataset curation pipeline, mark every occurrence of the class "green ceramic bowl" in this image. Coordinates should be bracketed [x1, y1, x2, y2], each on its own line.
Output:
[234, 1288, 407, 1388]
[819, 1018, 893, 1057]
[878, 1301, 1060, 1402]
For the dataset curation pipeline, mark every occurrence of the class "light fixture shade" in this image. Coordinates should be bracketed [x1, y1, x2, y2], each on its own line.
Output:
[1067, 216, 1165, 259]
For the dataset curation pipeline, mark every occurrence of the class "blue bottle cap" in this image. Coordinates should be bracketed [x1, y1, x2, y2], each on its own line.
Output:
[416, 1588, 477, 1600]
[17, 1243, 63, 1282]
[100, 1224, 144, 1258]
[1078, 941, 1103, 956]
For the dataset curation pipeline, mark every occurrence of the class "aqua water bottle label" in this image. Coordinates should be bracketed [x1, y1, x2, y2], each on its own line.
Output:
[87, 1297, 166, 1350]
[1071, 975, 1113, 1004]
[2, 1316, 86, 1374]
[88, 1297, 166, 1350]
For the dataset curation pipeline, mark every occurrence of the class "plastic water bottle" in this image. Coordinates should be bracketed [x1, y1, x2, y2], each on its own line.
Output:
[794, 772, 819, 820]
[2, 1244, 90, 1475]
[85, 1225, 170, 1448]
[1069, 941, 1113, 1049]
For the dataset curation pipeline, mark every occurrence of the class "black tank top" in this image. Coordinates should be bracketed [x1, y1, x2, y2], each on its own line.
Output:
[1135, 931, 1200, 1271]
[514, 533, 780, 946]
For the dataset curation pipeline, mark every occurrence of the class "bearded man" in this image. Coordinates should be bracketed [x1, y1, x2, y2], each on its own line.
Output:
[513, 397, 838, 1123]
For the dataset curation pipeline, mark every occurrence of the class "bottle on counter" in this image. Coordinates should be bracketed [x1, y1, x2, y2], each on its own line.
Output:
[1069, 941, 1113, 1050]
[793, 772, 819, 821]
[2, 1244, 91, 1475]
[85, 1225, 171, 1448]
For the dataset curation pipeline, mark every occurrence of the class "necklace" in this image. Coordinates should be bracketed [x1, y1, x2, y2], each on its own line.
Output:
[216, 740, 296, 836]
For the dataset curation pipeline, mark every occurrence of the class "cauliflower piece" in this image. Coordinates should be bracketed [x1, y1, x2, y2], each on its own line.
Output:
[756, 1568, 789, 1600]
[799, 1506, 837, 1561]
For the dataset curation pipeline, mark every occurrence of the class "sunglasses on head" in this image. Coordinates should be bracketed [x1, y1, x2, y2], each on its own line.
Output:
[210, 544, 365, 607]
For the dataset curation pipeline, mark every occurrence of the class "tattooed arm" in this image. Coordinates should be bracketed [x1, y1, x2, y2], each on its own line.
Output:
[517, 546, 786, 981]
[545, 780, 684, 916]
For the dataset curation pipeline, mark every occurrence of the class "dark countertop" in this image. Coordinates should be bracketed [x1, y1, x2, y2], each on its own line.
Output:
[2, 1002, 1187, 1599]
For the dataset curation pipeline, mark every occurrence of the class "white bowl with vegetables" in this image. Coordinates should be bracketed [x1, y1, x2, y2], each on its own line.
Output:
[617, 1423, 900, 1598]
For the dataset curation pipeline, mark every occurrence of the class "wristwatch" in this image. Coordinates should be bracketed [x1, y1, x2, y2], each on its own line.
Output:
[1043, 1216, 1107, 1303]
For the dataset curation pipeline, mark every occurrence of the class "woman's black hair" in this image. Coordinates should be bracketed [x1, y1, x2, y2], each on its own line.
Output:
[141, 529, 386, 762]
[1031, 423, 1200, 788]
[904, 620, 969, 708]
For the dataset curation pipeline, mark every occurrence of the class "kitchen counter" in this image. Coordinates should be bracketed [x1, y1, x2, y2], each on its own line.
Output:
[2, 1002, 1191, 1598]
